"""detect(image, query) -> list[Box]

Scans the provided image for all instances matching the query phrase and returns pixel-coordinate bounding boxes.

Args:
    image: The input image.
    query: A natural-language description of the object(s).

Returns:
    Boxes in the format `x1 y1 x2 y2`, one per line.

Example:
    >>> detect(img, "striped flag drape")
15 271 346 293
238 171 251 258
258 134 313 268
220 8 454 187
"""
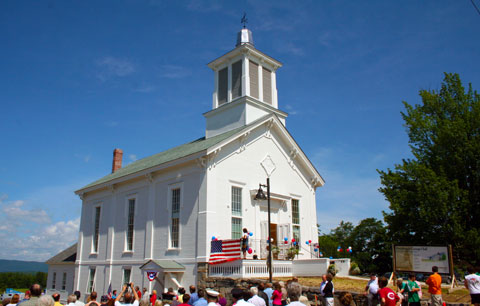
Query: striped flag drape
209 239 242 265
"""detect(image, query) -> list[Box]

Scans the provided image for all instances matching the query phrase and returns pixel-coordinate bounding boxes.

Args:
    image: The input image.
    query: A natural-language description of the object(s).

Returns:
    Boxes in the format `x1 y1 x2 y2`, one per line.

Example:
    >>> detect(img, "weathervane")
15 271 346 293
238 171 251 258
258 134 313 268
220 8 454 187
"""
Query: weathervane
241 12 248 28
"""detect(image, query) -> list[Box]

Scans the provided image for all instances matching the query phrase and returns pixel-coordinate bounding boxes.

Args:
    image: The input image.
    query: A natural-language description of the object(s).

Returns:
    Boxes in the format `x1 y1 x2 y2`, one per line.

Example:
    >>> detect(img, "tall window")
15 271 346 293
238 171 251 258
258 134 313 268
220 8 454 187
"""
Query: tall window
262 67 272 104
123 268 131 284
88 268 95 293
62 272 67 290
231 186 242 239
126 199 135 251
249 61 259 99
231 60 242 99
292 199 300 243
170 188 180 248
218 67 228 105
93 206 101 253
52 272 56 289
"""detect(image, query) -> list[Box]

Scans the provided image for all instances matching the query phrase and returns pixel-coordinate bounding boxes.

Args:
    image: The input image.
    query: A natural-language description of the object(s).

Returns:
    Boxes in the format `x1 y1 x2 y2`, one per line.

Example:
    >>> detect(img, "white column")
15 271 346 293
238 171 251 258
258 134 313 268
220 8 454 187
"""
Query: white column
144 178 155 260
242 56 250 97
258 64 263 102
227 63 232 102
213 70 218 109
272 71 278 108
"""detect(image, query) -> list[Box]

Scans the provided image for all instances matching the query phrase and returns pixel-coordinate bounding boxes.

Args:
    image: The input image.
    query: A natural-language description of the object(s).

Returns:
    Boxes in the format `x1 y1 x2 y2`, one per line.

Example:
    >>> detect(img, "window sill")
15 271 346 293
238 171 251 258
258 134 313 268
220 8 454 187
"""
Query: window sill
122 250 134 254
89 252 99 256
167 248 181 251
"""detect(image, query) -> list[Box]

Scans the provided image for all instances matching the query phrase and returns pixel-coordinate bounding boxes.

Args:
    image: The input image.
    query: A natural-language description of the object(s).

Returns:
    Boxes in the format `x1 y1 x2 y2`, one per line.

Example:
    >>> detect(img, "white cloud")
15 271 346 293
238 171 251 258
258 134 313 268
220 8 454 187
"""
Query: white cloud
129 154 137 162
74 153 92 163
96 57 135 81
2 199 51 224
159 65 191 79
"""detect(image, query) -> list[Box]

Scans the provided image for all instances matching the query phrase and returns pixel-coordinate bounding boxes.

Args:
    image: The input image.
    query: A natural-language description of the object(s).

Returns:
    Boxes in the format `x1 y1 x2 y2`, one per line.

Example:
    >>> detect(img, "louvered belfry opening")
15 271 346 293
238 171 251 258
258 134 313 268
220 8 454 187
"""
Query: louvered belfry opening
249 60 259 99
231 60 242 100
218 67 228 105
262 67 272 104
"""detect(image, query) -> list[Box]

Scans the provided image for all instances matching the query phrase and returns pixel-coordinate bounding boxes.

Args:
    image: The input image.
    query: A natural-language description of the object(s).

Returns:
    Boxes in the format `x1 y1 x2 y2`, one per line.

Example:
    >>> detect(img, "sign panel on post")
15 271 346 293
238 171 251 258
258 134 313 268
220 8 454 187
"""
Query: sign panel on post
394 245 450 274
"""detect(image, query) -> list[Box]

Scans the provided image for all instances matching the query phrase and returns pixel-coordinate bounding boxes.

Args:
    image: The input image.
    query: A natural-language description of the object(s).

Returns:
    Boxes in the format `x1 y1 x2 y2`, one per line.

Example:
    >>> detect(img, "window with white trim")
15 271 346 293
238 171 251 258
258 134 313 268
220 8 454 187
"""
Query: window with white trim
52 272 56 289
292 199 301 243
170 188 180 248
126 198 135 251
62 272 67 290
231 186 242 239
93 206 101 253
123 268 131 285
88 268 96 293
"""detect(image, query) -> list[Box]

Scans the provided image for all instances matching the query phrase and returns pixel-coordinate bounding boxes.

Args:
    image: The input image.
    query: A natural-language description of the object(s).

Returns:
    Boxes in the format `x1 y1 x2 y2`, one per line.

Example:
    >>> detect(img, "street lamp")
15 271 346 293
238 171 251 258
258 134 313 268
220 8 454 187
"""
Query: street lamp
254 178 272 283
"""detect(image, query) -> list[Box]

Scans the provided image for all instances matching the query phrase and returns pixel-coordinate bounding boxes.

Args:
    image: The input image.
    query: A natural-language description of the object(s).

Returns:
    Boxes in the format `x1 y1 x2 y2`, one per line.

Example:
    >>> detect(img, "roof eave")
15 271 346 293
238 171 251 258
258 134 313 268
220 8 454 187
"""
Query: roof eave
75 150 208 196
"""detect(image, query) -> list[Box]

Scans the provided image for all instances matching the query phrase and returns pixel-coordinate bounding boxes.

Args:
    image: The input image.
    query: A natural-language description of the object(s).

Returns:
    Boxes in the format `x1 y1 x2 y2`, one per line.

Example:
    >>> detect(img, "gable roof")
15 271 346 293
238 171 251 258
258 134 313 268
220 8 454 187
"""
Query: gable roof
76 114 324 195
76 123 254 194
45 243 77 265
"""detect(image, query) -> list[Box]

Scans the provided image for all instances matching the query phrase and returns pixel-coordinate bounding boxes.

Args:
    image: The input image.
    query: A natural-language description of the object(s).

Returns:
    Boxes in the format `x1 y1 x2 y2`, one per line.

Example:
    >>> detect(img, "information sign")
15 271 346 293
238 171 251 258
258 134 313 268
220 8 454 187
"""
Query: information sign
393 245 450 274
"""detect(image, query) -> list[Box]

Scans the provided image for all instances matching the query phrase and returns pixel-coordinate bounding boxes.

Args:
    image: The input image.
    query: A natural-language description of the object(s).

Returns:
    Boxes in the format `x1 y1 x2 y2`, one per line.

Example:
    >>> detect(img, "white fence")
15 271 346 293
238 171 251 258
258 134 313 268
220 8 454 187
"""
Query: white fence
209 258 350 278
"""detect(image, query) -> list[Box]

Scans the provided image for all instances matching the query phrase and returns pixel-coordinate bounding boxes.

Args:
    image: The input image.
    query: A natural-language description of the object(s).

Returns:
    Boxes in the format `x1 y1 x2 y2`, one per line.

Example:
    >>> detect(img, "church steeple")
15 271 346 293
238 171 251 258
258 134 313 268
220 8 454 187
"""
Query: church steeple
204 27 287 138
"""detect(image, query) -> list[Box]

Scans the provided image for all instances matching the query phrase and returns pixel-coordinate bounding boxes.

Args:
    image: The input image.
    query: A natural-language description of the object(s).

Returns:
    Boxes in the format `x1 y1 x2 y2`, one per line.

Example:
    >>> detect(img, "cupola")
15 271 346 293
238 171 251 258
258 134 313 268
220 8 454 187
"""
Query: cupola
204 28 287 138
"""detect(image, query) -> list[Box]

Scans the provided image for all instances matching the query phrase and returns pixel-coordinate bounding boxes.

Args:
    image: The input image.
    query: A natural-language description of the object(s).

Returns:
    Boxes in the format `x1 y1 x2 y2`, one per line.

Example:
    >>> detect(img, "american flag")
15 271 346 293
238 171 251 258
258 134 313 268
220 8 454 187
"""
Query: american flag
209 239 242 265
107 283 112 298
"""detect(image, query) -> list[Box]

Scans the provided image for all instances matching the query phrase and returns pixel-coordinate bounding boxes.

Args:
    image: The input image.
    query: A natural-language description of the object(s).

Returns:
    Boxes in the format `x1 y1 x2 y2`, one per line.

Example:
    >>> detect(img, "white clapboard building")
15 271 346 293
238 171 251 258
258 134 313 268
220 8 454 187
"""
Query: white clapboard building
46 28 325 298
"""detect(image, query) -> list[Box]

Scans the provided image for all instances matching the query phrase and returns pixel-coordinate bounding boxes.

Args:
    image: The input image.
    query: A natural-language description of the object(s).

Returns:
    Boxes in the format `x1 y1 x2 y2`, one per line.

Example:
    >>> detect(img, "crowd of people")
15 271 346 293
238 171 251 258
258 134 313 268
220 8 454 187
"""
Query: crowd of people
1 266 480 306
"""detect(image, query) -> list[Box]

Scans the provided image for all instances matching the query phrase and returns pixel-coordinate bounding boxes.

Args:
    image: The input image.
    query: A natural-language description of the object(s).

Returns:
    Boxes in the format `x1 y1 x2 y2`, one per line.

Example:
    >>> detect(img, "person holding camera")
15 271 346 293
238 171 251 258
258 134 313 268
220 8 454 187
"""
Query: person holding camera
115 283 139 306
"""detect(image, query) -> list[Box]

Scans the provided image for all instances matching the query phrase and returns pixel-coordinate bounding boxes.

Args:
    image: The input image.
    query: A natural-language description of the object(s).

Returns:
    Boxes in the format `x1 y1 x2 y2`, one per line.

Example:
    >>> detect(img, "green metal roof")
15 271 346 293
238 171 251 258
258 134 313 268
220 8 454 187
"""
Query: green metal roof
78 125 249 192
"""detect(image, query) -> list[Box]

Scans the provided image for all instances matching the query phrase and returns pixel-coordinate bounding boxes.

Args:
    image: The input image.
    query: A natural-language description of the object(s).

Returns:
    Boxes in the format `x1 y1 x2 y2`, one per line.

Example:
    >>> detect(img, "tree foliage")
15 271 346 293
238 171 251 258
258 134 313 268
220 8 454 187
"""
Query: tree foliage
378 73 480 265
318 218 391 273
0 272 47 293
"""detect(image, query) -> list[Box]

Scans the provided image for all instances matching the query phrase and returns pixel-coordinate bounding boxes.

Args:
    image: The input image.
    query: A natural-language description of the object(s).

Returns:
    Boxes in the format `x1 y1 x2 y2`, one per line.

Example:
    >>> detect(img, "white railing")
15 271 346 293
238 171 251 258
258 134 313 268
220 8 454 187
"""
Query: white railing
209 258 351 278
209 260 293 278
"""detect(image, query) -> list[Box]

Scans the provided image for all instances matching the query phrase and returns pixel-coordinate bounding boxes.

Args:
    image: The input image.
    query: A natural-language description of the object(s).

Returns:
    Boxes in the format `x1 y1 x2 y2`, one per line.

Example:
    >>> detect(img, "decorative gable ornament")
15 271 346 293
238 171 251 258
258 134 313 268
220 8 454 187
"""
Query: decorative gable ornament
261 155 276 177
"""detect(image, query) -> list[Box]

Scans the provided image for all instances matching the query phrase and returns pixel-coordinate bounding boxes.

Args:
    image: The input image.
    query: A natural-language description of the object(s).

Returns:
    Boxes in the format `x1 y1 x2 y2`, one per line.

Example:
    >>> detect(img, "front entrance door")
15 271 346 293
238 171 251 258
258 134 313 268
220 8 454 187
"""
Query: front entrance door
270 223 278 259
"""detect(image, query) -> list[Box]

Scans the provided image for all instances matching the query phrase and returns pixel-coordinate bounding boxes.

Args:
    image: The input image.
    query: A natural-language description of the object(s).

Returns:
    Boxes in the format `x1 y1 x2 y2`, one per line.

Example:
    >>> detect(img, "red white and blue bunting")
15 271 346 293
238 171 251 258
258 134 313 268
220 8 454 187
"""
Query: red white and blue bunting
146 271 157 281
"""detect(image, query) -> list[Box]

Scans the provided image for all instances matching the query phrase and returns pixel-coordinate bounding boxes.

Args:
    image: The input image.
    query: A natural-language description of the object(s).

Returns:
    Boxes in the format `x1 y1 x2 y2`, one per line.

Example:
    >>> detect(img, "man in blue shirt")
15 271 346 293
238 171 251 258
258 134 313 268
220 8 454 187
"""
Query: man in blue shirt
263 283 274 306
193 289 207 306
189 286 199 306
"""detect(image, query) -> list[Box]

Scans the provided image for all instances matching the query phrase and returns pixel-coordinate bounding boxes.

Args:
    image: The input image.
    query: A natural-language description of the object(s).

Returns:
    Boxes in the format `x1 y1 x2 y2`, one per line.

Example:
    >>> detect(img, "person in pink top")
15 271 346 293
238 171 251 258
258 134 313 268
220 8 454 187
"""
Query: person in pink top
271 283 282 306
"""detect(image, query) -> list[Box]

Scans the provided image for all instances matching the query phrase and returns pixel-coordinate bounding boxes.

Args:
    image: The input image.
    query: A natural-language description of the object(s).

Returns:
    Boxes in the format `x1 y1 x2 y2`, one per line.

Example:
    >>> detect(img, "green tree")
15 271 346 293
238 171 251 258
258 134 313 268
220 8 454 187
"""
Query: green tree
349 218 391 273
378 73 480 265
330 221 354 248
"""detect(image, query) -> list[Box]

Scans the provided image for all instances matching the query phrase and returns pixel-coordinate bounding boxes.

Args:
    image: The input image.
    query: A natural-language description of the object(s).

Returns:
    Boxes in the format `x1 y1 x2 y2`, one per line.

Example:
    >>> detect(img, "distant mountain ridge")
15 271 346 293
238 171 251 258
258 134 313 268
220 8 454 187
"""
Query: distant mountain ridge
0 259 48 272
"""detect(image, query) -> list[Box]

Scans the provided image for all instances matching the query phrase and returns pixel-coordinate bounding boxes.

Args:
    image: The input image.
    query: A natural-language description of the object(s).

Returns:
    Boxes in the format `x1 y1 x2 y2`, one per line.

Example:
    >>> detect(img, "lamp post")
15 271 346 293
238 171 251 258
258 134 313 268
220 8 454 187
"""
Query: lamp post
254 178 272 283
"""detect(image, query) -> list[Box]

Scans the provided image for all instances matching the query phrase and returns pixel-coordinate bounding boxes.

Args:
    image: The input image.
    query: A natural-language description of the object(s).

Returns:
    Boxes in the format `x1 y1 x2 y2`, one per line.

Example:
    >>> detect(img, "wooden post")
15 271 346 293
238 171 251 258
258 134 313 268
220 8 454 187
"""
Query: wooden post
390 244 396 285
448 245 456 289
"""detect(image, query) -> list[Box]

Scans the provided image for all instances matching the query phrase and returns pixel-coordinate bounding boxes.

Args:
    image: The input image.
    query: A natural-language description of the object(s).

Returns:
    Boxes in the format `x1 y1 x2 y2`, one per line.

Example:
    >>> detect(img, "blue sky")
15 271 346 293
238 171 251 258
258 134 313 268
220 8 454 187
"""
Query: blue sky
1 1 480 260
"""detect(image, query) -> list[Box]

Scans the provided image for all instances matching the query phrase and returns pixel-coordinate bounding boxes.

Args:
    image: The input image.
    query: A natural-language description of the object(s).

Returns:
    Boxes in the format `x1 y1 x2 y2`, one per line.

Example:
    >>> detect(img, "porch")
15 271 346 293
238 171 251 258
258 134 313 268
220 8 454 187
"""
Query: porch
208 258 350 278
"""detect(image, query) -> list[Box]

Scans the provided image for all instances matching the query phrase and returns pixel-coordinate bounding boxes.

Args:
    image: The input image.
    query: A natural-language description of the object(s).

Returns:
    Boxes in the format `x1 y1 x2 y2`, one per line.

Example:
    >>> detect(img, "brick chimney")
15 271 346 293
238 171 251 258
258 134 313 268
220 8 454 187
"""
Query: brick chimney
112 148 123 173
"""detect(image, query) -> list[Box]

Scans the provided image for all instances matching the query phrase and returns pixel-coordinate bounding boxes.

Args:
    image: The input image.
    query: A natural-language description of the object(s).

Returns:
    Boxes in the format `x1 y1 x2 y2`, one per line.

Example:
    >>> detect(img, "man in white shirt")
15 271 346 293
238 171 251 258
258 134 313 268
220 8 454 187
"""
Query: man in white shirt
115 283 139 306
365 274 379 306
205 290 219 306
74 291 85 306
248 287 266 306
464 267 480 306
66 295 78 306
231 288 255 306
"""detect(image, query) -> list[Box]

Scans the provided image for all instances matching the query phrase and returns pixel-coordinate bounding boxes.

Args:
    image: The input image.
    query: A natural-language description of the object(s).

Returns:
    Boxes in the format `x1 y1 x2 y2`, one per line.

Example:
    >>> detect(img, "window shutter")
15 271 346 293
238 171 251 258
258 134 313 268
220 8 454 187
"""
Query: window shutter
218 67 228 105
262 67 272 104
231 60 242 99
249 61 259 99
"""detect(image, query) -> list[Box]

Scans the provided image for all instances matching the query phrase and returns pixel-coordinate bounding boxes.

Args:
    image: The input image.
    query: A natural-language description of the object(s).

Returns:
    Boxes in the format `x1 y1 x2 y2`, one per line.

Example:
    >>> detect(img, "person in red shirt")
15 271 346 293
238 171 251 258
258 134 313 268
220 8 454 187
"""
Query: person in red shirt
378 276 400 306
135 287 142 300
150 290 157 305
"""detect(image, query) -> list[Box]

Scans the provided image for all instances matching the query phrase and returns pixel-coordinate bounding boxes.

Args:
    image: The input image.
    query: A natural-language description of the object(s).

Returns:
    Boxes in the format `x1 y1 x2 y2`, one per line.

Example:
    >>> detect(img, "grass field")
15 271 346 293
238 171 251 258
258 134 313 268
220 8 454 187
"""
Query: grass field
274 277 471 303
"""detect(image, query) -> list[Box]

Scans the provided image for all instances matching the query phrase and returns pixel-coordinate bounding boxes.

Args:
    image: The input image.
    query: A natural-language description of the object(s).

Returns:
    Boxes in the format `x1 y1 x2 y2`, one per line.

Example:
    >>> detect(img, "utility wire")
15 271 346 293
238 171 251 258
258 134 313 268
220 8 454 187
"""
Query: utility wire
471 0 480 16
